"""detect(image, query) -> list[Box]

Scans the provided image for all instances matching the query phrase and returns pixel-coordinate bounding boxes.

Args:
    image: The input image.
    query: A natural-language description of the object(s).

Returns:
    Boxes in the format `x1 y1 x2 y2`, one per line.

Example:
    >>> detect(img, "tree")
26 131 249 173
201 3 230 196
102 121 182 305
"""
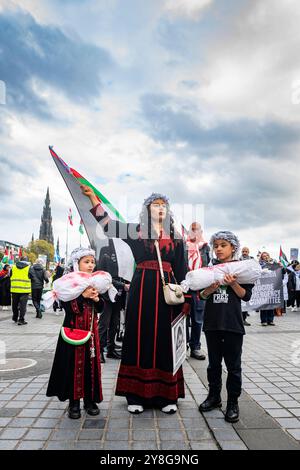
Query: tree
27 239 55 266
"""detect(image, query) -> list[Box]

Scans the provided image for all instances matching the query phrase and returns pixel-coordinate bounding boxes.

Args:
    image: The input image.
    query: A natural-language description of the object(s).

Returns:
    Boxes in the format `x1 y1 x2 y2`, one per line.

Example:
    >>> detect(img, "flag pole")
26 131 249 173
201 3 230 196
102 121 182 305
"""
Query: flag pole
66 214 69 262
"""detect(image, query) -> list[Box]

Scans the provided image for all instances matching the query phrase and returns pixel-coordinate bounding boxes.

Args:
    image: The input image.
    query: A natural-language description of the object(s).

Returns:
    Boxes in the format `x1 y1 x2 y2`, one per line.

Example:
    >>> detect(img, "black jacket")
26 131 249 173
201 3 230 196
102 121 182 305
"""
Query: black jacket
29 264 49 289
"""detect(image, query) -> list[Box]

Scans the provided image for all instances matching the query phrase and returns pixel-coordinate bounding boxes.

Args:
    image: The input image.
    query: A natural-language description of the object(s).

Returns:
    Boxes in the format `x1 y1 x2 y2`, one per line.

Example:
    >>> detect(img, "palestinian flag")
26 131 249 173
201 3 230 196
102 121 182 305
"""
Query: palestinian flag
279 246 289 268
49 146 135 281
79 219 84 235
2 247 9 264
68 208 73 226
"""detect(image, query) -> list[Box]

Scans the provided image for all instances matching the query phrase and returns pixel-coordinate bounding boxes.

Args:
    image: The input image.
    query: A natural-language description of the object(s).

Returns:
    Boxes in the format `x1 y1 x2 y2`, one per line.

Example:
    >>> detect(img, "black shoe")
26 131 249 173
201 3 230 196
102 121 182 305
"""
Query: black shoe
68 400 81 419
18 320 28 325
199 395 222 412
190 349 206 360
243 320 251 326
225 401 239 423
36 312 43 319
84 401 100 416
100 351 106 363
106 349 122 359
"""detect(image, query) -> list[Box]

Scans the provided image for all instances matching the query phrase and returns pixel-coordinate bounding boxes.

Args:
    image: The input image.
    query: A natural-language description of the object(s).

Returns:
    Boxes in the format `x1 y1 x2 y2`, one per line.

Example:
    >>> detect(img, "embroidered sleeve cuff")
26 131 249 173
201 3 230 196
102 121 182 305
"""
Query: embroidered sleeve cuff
90 203 105 218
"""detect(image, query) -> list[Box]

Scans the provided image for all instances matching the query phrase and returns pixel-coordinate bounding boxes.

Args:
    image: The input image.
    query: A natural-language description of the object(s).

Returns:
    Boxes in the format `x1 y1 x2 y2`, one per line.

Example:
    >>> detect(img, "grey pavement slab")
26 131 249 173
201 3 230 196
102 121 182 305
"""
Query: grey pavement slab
237 429 300 450
1 307 300 450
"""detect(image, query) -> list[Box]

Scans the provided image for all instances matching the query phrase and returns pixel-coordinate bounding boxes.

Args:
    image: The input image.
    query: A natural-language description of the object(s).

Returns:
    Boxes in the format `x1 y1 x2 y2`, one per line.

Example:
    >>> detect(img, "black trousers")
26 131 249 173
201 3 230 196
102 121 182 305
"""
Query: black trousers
99 299 122 352
289 291 300 308
31 288 43 314
260 309 274 323
12 293 29 322
205 331 243 401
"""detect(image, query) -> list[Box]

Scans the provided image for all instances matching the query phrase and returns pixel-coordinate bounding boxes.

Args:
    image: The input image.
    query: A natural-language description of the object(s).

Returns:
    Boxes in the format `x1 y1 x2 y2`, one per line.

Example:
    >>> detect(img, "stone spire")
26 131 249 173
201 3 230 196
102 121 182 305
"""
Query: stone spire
39 187 54 245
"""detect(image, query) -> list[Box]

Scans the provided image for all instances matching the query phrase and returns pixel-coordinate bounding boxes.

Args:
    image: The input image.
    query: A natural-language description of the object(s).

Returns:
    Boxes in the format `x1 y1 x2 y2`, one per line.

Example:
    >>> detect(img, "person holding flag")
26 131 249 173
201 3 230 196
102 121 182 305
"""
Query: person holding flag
81 184 190 415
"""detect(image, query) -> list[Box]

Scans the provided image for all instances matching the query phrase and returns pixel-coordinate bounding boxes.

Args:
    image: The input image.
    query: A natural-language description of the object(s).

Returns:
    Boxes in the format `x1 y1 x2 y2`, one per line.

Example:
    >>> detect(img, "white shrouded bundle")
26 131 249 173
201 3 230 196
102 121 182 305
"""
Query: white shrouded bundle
42 271 118 310
181 259 262 292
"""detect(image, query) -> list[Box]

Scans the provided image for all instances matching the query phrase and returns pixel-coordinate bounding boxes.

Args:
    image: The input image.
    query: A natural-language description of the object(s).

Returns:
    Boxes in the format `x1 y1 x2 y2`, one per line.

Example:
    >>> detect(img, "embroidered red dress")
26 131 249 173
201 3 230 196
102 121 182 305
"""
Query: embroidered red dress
46 296 103 403
91 204 190 407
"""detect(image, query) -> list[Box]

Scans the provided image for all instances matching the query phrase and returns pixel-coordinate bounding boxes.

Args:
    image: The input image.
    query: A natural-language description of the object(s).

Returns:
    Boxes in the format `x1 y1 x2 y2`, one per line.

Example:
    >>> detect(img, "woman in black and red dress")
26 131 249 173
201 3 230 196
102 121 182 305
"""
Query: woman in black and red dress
81 185 190 414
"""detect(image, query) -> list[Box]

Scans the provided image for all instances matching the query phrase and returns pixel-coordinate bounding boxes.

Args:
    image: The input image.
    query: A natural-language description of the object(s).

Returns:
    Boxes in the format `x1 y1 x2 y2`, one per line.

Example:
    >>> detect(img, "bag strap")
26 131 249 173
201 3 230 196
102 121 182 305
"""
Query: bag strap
154 240 166 287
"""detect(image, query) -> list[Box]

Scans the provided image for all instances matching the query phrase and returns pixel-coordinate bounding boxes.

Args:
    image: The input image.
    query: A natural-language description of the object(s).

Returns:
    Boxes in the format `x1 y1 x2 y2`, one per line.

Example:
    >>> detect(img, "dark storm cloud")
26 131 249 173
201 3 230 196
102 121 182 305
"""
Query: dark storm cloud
0 10 113 120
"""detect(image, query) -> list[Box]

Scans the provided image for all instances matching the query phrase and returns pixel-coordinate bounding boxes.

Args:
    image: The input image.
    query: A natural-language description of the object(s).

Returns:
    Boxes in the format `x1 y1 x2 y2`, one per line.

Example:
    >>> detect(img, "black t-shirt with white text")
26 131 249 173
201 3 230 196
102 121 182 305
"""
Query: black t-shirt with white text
203 283 254 335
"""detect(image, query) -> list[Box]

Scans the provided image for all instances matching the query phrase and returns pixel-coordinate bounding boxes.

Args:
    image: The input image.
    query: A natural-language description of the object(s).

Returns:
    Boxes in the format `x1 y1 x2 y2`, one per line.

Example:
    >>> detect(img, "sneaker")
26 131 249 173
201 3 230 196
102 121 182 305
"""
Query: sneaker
291 307 297 312
190 349 206 360
161 404 177 414
84 401 100 416
268 322 275 326
261 322 268 326
127 405 144 414
225 401 239 423
2 306 8 311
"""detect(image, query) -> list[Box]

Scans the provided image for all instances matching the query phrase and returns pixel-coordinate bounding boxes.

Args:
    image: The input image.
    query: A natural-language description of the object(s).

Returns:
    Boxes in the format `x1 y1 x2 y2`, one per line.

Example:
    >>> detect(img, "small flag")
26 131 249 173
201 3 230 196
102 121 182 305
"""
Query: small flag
279 246 288 268
2 247 9 264
79 219 84 235
54 249 61 263
18 247 22 258
9 249 14 265
68 208 73 226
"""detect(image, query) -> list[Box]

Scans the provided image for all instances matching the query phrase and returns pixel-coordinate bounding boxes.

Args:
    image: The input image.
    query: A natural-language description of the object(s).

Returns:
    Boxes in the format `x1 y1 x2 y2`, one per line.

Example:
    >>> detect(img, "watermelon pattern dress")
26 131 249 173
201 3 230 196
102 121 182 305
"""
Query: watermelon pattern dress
90 204 190 408
46 296 103 403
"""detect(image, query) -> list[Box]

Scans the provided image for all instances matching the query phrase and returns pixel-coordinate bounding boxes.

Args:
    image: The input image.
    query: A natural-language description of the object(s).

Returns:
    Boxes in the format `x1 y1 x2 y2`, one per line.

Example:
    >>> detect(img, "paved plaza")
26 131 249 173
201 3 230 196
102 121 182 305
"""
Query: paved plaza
0 306 300 450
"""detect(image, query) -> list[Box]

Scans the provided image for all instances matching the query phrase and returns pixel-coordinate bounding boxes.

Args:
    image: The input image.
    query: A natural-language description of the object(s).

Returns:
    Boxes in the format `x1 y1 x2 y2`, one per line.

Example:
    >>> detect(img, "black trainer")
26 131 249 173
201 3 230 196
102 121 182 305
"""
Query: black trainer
199 395 222 412
84 401 100 416
106 349 122 359
225 401 239 423
100 351 106 363
68 400 81 419
190 349 206 360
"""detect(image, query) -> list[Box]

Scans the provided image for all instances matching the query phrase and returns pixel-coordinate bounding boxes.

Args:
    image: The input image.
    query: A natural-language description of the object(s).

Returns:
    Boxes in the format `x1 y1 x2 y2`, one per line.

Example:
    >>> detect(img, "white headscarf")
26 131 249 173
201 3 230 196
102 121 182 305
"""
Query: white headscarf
65 247 96 273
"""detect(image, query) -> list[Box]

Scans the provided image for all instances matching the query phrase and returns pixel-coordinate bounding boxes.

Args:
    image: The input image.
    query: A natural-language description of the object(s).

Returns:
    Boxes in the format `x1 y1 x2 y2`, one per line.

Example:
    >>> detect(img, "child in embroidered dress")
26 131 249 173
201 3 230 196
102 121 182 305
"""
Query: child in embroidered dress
46 248 109 419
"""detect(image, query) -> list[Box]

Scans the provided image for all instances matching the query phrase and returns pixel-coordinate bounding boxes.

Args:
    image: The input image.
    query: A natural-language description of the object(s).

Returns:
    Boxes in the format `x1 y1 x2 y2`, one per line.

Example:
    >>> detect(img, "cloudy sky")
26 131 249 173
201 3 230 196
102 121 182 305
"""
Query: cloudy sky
0 0 300 260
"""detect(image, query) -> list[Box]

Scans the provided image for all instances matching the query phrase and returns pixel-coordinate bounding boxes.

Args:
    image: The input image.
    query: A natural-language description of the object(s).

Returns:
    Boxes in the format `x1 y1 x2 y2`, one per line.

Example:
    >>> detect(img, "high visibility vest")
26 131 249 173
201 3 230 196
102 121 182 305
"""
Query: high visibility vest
10 265 31 294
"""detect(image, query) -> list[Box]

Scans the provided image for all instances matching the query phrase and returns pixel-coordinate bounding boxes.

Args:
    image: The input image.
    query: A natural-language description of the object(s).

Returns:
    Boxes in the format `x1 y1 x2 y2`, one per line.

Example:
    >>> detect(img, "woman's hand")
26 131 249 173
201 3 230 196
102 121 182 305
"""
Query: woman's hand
223 274 237 286
80 185 99 207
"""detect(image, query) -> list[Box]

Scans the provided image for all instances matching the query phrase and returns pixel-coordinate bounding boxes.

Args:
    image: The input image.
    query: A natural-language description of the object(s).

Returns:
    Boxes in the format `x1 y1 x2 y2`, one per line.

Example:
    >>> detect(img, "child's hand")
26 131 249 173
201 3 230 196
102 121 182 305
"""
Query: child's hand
223 274 237 286
82 286 95 298
90 288 100 302
205 281 220 295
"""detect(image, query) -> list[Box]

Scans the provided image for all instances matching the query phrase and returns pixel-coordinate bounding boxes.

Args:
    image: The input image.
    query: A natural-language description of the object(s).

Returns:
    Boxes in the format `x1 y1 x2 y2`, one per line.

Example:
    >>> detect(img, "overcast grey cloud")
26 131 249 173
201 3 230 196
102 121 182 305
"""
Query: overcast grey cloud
140 93 300 157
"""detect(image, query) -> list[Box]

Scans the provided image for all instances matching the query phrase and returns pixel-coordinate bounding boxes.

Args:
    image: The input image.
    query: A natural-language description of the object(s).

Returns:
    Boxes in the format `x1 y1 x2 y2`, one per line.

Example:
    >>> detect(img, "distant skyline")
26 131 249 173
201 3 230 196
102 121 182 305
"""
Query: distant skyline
0 0 299 261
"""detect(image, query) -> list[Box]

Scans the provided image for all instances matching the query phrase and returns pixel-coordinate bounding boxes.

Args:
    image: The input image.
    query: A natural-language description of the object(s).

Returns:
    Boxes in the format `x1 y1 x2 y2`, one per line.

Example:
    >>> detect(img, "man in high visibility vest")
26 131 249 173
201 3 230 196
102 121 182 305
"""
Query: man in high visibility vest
10 256 31 325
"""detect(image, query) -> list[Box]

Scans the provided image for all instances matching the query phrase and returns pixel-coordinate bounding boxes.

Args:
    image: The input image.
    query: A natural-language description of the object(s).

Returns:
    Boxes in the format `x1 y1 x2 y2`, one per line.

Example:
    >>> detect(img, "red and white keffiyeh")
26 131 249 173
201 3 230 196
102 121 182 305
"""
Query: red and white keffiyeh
186 239 207 271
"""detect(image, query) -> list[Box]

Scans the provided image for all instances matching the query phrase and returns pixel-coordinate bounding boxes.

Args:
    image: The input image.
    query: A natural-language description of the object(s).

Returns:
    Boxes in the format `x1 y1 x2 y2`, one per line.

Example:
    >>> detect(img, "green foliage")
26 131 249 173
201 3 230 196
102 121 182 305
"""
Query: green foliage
27 239 55 264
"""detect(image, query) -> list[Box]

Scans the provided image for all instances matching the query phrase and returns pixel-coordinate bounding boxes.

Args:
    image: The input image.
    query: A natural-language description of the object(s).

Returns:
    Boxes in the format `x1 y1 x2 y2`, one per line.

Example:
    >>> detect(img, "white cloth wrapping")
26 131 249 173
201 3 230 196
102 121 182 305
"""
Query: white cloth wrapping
181 259 262 292
42 270 118 310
